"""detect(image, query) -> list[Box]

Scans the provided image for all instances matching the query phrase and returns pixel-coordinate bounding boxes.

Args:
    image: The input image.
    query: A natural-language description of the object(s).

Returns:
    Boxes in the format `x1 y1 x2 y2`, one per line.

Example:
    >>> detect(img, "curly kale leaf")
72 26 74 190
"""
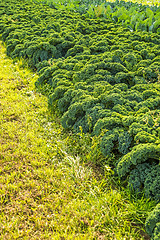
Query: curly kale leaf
145 204 160 239
134 131 157 144
61 96 99 129
117 144 160 177
153 222 160 240
128 163 160 201
118 131 132 154
100 128 132 157
122 53 138 71
128 163 152 193
93 116 122 136
144 165 160 202
129 122 152 136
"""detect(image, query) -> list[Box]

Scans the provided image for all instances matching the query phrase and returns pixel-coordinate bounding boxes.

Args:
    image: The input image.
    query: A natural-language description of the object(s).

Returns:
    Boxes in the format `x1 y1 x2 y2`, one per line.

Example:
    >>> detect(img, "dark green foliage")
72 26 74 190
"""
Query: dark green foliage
116 144 160 177
145 166 160 202
100 128 132 157
118 131 132 154
128 163 151 192
94 117 122 136
61 95 99 130
145 204 160 240
128 163 160 202
153 223 160 240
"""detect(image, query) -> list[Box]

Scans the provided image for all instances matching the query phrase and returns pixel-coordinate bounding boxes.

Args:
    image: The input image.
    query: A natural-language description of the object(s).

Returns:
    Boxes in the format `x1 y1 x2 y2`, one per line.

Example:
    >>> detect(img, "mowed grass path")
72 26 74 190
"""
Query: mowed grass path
0 41 153 239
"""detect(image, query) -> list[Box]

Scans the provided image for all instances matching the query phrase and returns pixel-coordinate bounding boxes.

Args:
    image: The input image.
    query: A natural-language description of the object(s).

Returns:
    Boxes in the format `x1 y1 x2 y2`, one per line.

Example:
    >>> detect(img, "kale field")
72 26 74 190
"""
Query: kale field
0 0 160 239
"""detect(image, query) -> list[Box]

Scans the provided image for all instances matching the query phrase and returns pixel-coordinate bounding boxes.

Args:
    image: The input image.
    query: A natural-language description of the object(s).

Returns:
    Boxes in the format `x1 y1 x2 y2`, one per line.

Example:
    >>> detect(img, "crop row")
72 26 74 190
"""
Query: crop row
33 0 160 33
0 0 159 238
